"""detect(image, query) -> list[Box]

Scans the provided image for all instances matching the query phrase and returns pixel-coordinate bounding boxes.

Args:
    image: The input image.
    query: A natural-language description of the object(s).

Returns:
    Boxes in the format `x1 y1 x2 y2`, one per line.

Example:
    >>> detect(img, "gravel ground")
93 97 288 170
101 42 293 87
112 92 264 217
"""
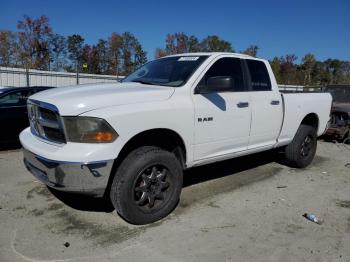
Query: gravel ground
0 141 349 262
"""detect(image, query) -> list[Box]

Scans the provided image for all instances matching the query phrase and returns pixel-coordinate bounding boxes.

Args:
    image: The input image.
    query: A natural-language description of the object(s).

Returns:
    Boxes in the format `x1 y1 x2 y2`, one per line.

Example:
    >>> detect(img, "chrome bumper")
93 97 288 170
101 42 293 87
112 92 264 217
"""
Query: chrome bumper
23 148 114 197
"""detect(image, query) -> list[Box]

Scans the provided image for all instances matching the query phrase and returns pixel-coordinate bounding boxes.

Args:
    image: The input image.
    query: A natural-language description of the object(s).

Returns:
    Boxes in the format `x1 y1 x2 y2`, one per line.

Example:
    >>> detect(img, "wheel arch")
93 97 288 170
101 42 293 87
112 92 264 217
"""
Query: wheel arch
104 128 187 198
118 128 187 166
300 113 319 133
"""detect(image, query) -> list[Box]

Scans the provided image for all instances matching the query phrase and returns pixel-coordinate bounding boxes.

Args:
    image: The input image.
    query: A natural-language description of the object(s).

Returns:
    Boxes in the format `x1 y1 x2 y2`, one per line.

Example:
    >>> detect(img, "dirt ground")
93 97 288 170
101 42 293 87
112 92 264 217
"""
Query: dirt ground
0 141 349 262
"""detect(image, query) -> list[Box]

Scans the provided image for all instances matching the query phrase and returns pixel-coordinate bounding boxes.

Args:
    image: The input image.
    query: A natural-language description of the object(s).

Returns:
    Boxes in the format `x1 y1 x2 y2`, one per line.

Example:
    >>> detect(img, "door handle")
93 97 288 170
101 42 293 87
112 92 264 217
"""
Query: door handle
271 100 280 105
237 102 249 108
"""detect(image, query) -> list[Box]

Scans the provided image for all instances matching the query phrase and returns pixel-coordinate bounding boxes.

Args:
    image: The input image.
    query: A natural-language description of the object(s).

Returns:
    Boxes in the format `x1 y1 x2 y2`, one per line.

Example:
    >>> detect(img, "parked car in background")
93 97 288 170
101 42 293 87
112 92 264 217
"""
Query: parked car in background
323 85 350 143
0 86 54 145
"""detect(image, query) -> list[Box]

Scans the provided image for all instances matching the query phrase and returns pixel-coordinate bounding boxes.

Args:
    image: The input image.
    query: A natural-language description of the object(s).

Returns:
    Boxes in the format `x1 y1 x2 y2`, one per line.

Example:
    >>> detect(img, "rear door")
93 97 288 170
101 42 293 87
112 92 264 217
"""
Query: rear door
244 59 283 149
193 57 251 160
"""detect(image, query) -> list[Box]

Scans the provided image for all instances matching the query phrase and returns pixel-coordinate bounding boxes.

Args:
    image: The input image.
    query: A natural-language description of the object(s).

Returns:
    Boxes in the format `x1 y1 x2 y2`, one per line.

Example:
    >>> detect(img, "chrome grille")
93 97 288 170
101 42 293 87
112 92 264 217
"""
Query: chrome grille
27 100 66 144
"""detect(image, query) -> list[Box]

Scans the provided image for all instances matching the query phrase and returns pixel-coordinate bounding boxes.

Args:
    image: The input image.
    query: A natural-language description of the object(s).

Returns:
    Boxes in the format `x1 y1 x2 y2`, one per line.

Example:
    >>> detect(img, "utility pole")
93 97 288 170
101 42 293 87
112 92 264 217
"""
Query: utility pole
115 54 119 81
76 61 79 85
26 67 30 87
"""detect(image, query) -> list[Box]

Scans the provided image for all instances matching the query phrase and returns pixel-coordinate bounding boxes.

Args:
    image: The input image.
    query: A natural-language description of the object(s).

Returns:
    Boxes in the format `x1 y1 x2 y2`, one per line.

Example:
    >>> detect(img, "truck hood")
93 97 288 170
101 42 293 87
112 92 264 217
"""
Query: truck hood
30 82 175 115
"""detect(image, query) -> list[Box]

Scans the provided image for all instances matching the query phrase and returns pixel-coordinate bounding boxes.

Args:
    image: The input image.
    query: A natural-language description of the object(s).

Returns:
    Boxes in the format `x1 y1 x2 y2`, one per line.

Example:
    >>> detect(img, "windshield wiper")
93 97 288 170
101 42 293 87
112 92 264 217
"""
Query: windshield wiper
131 80 157 85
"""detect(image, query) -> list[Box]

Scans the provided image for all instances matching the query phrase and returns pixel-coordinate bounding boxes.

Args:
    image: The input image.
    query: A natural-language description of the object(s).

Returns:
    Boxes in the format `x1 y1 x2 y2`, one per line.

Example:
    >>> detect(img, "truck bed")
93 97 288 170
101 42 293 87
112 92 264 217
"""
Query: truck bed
277 92 332 146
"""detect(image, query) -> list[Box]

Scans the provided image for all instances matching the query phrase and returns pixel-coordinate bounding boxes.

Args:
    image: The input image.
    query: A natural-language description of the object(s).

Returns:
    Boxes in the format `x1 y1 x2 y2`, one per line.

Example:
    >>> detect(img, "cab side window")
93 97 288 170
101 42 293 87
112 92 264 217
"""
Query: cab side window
197 58 245 92
246 60 271 91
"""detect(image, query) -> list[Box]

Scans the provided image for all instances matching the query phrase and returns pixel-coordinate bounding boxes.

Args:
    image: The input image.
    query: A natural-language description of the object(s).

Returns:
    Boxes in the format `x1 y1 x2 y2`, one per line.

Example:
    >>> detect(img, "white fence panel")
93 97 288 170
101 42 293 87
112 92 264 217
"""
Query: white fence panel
278 85 305 92
0 67 122 87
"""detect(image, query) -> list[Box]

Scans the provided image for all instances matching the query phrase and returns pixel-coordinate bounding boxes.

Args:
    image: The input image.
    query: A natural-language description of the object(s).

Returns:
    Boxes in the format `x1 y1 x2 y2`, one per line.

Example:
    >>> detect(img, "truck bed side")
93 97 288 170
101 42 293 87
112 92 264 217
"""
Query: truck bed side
277 92 332 147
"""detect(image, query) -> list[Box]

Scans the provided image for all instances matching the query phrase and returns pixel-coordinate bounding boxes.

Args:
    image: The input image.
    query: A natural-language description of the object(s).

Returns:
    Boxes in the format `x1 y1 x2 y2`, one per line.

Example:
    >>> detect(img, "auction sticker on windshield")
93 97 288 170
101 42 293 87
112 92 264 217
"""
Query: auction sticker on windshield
178 57 200 61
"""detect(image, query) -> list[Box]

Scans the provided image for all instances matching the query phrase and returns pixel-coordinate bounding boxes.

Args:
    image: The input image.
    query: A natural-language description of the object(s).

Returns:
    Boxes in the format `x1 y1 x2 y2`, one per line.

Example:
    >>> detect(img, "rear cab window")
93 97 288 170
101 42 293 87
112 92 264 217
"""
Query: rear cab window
246 60 271 91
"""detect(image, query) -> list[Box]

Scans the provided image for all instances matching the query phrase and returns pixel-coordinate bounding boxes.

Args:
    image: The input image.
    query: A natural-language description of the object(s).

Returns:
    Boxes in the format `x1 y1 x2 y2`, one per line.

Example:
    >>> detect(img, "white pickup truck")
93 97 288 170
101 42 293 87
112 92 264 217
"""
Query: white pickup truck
20 52 332 224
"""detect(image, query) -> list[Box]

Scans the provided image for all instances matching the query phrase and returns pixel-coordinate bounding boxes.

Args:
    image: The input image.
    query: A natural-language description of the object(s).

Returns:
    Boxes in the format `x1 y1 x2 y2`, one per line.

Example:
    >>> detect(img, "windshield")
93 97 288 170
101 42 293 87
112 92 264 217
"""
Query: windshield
324 87 350 103
123 56 208 87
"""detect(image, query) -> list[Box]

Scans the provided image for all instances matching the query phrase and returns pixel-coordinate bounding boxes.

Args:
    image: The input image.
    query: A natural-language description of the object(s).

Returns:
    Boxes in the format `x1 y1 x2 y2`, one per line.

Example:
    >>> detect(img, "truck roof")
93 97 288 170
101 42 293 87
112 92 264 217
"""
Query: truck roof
165 52 254 59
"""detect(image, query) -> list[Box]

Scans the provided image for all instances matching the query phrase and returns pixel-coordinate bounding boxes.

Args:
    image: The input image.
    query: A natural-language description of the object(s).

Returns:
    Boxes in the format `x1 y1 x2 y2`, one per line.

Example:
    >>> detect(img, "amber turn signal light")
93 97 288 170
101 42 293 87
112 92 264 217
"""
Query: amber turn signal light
84 132 116 142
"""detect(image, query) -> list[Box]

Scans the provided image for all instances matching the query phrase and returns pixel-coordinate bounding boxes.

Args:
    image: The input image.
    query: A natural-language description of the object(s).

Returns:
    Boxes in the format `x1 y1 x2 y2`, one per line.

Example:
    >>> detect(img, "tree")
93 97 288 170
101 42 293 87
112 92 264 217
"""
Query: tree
155 48 167 59
108 32 123 75
96 39 110 73
67 34 84 72
165 32 193 54
120 32 147 74
187 35 200 52
301 53 316 85
155 33 230 57
48 33 67 71
134 41 147 68
156 32 191 57
17 15 52 70
340 61 350 84
327 59 343 84
3 15 350 83
164 33 177 55
242 45 259 57
270 57 282 84
121 32 134 74
80 44 100 74
199 35 233 52
280 54 298 84
0 31 18 66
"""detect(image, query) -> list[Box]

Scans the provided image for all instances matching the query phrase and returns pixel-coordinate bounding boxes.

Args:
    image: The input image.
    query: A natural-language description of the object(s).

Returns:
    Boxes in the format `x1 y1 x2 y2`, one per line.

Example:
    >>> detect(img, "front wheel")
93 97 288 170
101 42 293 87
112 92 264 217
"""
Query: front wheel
284 124 317 168
110 146 183 225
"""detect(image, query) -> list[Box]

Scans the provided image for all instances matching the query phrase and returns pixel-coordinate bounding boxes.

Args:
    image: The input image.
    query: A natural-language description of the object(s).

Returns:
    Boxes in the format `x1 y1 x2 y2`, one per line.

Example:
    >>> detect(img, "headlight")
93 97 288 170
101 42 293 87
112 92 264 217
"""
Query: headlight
63 117 118 143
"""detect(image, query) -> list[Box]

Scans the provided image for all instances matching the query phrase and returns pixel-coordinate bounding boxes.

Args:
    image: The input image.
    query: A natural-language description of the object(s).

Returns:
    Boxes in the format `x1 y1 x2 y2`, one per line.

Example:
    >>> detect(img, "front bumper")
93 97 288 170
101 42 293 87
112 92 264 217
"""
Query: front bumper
23 148 114 197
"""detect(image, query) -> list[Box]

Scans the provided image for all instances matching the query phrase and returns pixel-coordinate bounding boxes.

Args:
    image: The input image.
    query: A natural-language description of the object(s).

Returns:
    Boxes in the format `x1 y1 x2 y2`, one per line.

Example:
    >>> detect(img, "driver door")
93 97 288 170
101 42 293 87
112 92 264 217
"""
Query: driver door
192 57 251 161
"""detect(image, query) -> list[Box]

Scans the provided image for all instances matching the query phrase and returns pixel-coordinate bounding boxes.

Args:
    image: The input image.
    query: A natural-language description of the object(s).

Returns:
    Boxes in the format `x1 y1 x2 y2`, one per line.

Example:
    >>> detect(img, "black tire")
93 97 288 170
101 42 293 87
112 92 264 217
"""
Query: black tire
284 124 317 168
110 146 183 225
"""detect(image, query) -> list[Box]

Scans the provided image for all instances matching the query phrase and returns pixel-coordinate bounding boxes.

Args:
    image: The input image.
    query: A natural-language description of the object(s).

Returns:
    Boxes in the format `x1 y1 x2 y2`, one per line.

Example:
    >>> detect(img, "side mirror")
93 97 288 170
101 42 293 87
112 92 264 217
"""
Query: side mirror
198 76 233 94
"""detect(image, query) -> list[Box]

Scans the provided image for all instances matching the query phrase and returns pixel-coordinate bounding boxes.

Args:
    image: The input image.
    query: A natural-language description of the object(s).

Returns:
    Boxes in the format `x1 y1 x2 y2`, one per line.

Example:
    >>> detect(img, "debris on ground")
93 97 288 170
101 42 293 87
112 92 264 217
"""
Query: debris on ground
276 185 287 189
63 242 70 248
345 163 350 168
322 171 327 174
303 213 323 225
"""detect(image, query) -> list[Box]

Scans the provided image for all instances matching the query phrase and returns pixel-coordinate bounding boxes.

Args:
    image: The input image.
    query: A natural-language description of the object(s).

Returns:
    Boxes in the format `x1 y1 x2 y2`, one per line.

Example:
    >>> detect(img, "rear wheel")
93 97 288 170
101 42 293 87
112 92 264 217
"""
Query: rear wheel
284 124 317 168
110 146 183 225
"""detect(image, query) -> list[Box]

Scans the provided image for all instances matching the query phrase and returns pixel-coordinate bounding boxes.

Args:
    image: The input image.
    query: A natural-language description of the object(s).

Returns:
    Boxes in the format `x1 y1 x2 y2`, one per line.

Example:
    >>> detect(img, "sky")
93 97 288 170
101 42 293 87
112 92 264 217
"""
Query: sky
1 0 349 62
